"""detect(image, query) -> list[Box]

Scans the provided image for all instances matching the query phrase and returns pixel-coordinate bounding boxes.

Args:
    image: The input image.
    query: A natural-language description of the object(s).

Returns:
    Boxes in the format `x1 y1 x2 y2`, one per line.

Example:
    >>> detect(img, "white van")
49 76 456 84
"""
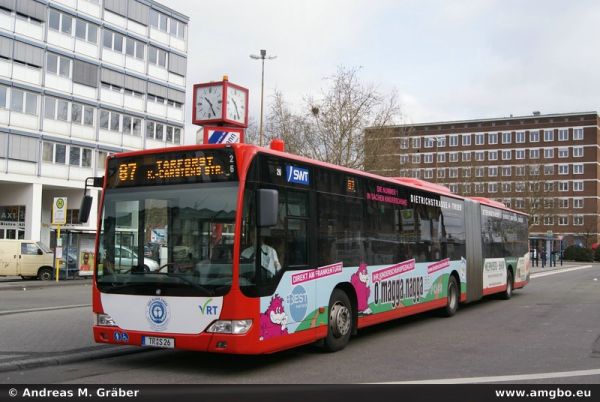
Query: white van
0 240 55 280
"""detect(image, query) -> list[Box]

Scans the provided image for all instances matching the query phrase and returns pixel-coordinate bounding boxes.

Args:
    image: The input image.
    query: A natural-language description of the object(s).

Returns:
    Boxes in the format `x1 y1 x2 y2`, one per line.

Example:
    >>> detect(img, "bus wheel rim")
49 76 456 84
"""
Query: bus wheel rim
330 302 350 338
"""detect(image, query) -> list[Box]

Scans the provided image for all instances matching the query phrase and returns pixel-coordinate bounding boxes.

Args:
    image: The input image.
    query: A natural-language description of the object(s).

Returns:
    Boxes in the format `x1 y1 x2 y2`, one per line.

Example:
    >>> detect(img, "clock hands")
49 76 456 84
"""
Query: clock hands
204 97 216 116
231 98 240 120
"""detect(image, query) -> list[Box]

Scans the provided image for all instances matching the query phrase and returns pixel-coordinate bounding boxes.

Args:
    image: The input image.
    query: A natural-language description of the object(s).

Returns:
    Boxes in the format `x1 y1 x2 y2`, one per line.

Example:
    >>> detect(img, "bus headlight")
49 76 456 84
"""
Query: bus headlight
95 313 117 326
207 320 252 334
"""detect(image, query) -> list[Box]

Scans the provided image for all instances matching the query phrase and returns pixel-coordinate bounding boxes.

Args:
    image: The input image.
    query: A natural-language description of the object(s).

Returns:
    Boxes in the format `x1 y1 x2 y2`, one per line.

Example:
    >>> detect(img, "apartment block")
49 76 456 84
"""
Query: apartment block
365 112 600 250
0 0 188 272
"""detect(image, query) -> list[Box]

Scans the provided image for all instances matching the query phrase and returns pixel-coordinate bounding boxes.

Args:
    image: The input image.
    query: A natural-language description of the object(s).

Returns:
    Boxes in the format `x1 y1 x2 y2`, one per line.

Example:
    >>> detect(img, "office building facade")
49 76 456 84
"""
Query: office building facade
0 0 188 270
365 112 600 250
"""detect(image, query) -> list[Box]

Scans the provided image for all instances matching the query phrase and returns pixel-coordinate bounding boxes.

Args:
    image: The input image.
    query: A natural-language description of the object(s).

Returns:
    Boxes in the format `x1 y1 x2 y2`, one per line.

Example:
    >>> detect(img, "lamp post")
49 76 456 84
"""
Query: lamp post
250 49 276 146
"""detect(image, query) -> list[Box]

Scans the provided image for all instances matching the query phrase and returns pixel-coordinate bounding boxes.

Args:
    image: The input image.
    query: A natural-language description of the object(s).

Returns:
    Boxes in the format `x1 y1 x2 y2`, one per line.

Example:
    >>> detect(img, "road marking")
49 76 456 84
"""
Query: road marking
373 367 600 384
531 265 594 279
0 304 91 316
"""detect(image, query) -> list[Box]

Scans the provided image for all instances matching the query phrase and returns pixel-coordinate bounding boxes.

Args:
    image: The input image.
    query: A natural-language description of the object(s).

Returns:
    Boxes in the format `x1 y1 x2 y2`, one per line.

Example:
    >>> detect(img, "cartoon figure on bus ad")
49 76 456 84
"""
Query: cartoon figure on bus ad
260 294 289 340
351 263 372 314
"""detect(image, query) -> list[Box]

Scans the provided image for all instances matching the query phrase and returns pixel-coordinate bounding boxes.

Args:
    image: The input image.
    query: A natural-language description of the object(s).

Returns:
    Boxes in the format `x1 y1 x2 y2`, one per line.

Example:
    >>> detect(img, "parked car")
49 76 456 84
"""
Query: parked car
114 245 159 272
0 240 54 280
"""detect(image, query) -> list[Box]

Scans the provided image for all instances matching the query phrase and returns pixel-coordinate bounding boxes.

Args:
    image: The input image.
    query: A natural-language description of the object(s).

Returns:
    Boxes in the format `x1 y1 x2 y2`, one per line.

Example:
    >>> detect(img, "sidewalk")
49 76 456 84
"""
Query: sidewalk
0 276 91 291
529 260 594 275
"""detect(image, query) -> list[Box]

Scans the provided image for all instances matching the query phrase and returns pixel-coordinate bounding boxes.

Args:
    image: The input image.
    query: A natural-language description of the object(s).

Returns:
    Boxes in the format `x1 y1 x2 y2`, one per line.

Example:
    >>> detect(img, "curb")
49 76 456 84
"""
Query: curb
0 280 92 291
0 345 152 373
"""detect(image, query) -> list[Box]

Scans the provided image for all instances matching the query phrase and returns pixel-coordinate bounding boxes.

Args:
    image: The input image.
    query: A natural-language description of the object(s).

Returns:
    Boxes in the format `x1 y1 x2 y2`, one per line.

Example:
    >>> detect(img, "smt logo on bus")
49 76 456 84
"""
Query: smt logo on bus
286 165 309 185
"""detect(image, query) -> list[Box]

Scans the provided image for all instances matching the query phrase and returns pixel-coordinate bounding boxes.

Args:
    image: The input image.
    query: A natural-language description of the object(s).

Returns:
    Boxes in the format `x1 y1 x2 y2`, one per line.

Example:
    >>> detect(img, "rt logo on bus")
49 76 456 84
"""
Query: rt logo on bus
146 297 170 331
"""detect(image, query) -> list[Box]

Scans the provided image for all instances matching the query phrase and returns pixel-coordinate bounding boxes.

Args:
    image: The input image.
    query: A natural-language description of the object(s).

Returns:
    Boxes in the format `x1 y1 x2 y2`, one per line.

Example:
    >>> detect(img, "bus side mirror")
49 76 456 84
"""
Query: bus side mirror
79 176 103 223
79 195 93 223
257 189 278 227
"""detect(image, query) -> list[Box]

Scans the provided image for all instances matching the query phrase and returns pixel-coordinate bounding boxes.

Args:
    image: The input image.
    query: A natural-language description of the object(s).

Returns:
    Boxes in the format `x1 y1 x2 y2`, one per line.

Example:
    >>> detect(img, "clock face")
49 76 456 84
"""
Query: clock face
195 85 223 121
226 87 247 124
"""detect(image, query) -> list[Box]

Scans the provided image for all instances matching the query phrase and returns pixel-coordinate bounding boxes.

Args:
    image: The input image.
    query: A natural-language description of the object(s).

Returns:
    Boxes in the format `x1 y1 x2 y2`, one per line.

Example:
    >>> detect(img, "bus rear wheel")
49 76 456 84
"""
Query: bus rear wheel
323 289 353 352
501 270 514 300
442 276 459 317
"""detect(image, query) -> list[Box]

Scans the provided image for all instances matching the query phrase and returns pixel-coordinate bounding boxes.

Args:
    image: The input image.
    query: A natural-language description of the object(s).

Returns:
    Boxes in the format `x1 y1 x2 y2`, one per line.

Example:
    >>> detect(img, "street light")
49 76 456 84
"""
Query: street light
250 49 276 147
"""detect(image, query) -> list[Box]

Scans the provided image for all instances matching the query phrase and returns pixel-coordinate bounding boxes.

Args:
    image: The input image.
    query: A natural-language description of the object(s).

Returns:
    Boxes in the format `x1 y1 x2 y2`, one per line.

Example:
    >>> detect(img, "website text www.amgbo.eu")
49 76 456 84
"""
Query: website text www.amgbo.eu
496 387 592 400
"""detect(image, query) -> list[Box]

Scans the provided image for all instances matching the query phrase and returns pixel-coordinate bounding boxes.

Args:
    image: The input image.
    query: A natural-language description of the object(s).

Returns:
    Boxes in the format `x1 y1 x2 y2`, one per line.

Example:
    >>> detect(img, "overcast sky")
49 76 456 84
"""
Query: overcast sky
163 0 600 144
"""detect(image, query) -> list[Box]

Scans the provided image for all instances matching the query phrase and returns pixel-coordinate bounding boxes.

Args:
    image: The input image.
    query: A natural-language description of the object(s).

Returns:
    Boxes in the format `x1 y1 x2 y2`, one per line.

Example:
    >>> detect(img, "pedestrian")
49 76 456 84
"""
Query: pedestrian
533 248 538 267
540 249 546 268
550 250 556 267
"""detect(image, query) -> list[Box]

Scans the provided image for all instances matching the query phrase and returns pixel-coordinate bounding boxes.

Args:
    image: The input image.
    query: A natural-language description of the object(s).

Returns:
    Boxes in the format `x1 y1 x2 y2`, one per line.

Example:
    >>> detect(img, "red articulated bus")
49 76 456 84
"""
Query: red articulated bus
92 141 530 353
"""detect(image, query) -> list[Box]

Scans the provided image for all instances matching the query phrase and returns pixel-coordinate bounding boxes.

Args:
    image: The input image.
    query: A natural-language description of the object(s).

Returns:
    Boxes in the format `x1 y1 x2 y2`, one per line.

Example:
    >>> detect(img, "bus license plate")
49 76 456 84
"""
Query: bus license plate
142 336 174 349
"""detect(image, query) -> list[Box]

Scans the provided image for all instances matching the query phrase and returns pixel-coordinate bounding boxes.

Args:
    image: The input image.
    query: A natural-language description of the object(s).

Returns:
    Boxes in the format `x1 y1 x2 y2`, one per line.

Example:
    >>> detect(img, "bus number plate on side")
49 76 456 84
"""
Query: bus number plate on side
141 336 175 349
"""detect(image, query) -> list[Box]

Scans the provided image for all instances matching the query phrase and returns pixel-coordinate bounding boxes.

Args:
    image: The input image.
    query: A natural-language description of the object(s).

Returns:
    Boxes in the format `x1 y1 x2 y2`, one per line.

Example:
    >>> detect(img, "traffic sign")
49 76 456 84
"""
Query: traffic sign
52 197 67 225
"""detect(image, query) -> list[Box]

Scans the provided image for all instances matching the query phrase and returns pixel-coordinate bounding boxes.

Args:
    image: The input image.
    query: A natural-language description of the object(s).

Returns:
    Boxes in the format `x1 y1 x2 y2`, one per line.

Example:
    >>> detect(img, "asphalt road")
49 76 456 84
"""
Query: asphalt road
1 265 599 384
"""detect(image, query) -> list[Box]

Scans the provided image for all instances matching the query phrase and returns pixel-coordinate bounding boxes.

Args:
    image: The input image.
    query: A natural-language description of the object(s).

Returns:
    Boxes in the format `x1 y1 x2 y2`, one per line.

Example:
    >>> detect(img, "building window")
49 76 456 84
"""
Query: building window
475 167 484 177
529 148 539 159
502 182 511 192
529 165 540 176
44 97 69 121
475 133 484 145
475 183 484 193
558 199 569 209
99 109 121 132
46 53 72 79
573 164 583 174
558 216 568 226
125 37 145 60
488 132 498 145
462 184 471 194
424 169 433 179
543 216 553 225
558 182 568 192
558 148 568 158
488 183 497 193
573 215 584 226
400 139 408 149
488 150 498 161
558 129 568 141
544 130 554 142
462 151 471 162
558 164 568 175
437 136 446 147
516 131 525 143
449 152 458 162
437 168 445 178
48 9 72 35
449 168 458 178
146 121 164 141
502 150 511 160
462 134 471 146
449 184 458 193
544 148 554 159
573 198 583 208
412 137 420 149
42 142 66 164
573 147 583 157
516 166 525 176
71 103 94 126
448 135 458 147
475 151 484 161
544 165 554 175
149 46 168 68
437 153 445 163
122 115 142 136
413 154 421 164
573 181 583 192
103 30 125 53
573 128 584 140
424 137 433 148
502 132 511 144
399 155 408 164
515 149 525 159
529 130 540 142
9 89 37 115
150 10 186 39
544 182 554 192
75 19 98 44
501 166 511 177
488 167 497 177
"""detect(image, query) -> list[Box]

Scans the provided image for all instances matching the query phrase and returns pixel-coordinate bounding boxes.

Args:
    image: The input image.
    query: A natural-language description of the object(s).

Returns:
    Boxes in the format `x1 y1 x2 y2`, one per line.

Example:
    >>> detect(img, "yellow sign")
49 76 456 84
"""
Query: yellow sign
52 197 67 225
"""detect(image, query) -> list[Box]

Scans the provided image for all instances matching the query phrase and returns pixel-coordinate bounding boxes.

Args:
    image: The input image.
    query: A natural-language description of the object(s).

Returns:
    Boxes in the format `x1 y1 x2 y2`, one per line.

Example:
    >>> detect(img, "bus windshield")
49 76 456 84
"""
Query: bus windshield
96 182 238 296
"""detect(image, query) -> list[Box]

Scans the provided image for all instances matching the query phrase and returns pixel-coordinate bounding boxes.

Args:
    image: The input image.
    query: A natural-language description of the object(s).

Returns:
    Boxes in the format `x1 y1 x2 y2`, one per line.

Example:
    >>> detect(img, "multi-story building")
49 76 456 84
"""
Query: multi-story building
365 112 600 251
0 0 188 269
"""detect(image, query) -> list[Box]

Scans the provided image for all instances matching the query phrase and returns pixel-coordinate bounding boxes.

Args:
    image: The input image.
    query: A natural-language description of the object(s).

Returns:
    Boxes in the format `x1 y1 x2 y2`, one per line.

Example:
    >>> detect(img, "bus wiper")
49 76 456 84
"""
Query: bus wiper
147 272 215 296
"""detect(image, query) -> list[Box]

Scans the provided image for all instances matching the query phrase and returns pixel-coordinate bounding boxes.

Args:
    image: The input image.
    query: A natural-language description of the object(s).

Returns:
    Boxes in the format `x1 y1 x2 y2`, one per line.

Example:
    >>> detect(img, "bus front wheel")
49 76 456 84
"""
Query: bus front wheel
501 270 514 300
442 276 459 317
323 289 353 352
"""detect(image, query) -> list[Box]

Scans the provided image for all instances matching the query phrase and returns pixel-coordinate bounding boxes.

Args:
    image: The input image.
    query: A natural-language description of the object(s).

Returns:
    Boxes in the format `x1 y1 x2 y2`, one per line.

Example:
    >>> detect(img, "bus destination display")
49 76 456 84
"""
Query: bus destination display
107 149 237 188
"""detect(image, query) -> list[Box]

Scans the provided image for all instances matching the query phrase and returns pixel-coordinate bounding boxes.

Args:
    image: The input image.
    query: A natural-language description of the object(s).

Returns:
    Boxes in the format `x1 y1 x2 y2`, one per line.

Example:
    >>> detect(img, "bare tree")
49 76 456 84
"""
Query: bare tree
306 66 401 169
263 90 312 155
